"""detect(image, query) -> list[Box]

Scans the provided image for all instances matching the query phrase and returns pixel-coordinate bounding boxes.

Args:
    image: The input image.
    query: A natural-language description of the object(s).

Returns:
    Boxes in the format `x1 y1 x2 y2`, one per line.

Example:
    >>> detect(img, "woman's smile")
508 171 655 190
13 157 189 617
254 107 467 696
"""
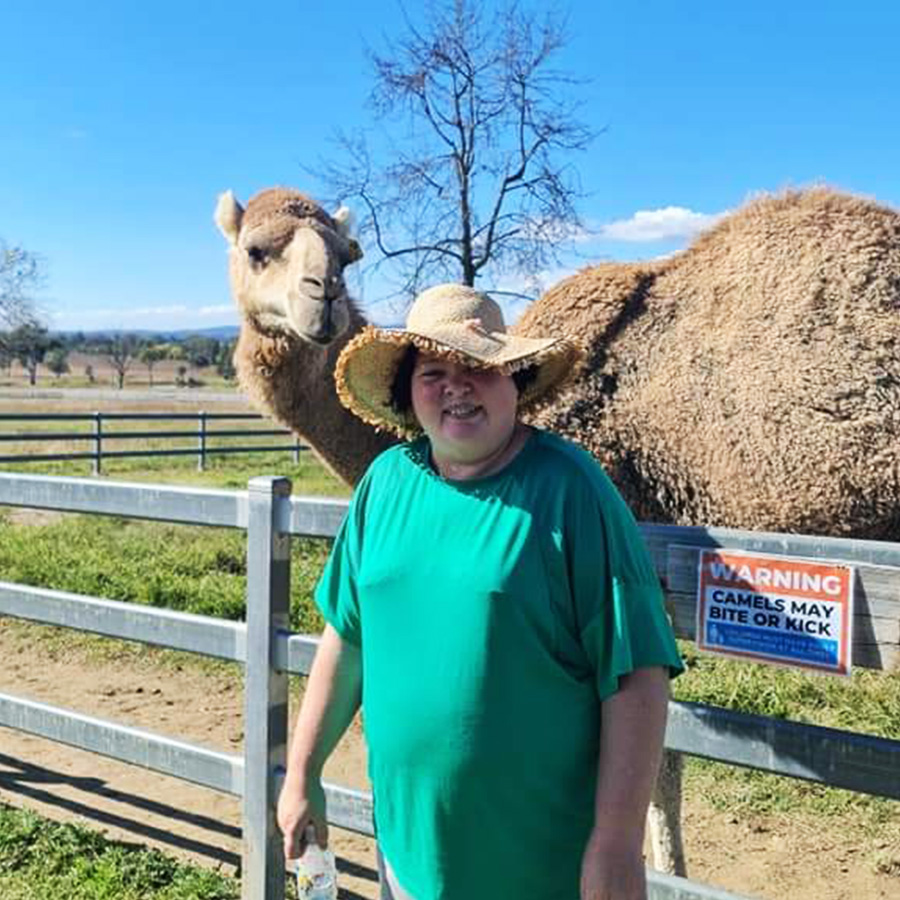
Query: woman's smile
443 402 482 420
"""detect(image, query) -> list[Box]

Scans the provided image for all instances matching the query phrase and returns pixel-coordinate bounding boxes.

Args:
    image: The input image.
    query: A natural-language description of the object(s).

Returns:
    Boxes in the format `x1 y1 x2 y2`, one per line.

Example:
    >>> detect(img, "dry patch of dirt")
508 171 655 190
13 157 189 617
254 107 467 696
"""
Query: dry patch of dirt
0 623 897 900
3 508 67 527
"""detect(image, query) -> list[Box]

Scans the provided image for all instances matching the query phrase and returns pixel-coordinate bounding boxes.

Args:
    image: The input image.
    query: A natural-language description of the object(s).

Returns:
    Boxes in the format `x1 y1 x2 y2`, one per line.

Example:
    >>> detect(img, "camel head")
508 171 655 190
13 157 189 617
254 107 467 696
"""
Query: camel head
215 187 363 345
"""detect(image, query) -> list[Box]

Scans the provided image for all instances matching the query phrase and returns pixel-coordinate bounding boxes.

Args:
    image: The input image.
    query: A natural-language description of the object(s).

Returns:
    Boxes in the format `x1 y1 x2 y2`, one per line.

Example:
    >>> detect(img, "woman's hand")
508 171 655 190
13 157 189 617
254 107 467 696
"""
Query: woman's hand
579 828 646 900
276 774 329 862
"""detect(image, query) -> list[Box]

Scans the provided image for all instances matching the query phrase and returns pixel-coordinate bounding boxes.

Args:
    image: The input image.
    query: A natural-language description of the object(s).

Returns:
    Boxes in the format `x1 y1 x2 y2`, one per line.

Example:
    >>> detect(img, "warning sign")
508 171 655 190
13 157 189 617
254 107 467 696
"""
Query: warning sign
696 549 854 675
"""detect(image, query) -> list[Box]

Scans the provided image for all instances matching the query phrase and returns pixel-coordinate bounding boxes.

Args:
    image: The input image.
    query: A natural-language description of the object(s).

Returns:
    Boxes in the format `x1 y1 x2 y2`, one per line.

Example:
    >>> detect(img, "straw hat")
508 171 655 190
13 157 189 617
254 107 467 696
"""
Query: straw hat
335 283 582 437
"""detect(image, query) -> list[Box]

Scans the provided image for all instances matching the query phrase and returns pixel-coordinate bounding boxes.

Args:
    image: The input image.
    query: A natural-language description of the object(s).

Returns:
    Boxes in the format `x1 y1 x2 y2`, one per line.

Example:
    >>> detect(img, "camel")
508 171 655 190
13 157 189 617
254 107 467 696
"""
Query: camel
217 185 900 540
215 184 900 878
214 188 395 484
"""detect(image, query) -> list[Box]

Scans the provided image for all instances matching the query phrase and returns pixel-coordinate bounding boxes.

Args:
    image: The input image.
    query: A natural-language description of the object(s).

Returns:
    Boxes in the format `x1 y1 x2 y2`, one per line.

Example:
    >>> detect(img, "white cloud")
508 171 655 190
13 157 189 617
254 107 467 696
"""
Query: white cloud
130 305 190 317
198 304 237 317
599 207 725 242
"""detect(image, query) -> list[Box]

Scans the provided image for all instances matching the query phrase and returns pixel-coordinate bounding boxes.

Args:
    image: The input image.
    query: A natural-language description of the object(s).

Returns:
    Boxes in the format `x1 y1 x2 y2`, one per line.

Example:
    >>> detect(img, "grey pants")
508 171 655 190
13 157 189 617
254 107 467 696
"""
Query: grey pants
376 848 416 900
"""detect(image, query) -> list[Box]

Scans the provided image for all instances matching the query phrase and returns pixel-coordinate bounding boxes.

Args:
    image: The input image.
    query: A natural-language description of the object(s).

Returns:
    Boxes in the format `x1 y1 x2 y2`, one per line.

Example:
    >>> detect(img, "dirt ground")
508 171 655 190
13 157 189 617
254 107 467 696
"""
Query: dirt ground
0 622 897 900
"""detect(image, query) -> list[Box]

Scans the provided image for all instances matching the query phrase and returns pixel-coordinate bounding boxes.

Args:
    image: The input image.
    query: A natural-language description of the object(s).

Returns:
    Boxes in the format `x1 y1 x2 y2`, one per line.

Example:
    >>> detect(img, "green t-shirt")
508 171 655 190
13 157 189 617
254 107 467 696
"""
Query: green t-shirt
315 429 683 900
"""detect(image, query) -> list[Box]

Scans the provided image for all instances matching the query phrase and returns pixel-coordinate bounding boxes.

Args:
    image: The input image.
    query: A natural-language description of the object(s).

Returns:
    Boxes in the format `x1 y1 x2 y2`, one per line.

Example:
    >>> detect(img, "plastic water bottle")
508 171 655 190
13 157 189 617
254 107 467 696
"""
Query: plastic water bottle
295 824 337 900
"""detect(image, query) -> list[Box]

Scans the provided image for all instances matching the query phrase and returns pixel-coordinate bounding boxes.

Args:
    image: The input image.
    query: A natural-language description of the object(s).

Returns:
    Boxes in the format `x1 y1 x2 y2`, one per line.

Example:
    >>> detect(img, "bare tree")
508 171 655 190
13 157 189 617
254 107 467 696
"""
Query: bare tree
0 240 42 327
317 0 593 299
106 335 138 389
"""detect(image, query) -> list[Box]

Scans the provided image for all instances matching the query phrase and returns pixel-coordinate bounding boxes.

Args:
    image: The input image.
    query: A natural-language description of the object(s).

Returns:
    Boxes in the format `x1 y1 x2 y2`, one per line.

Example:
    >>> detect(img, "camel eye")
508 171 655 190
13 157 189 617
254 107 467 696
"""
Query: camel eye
247 245 269 266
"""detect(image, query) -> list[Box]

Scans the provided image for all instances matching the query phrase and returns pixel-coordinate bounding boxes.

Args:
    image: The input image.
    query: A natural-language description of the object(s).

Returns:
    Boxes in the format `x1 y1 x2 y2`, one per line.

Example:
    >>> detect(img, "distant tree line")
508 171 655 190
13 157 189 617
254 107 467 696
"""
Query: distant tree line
0 326 237 388
1 236 237 389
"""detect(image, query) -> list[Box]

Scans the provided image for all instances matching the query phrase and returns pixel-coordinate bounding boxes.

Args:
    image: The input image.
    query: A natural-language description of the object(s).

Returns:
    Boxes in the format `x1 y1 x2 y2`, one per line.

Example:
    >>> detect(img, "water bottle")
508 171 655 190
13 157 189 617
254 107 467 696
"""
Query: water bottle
295 824 338 900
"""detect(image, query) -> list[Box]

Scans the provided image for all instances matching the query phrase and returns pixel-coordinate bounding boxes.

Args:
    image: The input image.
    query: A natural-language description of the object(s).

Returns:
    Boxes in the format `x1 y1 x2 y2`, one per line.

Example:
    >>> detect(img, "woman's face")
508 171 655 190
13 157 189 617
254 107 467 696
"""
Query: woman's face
410 352 519 467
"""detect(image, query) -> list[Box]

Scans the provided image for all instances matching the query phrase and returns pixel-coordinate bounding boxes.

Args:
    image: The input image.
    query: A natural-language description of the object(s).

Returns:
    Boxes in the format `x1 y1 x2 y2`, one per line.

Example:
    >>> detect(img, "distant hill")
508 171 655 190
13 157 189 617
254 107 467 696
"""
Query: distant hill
58 326 241 341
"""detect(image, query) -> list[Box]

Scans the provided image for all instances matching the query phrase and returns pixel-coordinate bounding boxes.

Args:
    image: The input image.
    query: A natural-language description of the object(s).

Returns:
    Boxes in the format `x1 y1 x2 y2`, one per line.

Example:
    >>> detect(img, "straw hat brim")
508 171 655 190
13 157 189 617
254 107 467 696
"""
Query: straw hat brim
335 324 583 438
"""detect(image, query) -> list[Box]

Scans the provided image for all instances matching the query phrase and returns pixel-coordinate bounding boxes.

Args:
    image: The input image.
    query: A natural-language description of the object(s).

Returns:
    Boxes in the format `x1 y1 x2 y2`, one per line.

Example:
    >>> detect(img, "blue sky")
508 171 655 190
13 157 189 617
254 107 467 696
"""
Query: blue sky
2 0 899 333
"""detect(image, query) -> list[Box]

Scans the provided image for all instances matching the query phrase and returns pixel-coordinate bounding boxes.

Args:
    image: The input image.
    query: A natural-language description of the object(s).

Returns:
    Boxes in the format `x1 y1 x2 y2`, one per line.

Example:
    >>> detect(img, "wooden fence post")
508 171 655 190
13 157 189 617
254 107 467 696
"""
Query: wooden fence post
197 411 207 472
92 411 103 476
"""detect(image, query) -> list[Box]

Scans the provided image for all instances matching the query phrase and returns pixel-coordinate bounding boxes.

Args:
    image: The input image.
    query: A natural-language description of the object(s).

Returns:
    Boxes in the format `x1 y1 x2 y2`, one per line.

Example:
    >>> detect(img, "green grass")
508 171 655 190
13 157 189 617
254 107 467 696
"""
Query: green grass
0 513 330 635
0 439 350 634
673 642 900 738
672 641 900 822
2 448 350 496
0 804 239 900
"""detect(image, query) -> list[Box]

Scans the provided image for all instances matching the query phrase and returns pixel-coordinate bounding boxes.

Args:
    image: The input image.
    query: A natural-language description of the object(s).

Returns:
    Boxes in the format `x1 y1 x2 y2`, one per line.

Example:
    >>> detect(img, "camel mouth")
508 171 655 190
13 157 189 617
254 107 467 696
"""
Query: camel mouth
306 329 335 346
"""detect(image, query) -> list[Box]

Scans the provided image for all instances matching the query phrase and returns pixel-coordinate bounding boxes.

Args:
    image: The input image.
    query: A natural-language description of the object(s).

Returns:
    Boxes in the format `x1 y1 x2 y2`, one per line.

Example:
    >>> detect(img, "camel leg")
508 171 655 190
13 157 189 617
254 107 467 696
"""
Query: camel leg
647 749 686 876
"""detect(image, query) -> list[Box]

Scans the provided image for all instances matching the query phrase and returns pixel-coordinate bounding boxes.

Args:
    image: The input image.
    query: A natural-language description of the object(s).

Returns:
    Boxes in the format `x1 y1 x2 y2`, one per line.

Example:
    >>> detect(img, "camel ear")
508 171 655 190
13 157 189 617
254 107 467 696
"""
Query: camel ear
332 205 355 239
333 206 363 262
346 238 364 263
214 190 244 245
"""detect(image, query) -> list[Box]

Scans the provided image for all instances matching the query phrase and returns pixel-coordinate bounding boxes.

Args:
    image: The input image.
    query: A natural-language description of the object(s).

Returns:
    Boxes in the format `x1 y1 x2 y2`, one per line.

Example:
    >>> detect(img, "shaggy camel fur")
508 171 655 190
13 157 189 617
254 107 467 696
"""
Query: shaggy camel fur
519 187 900 539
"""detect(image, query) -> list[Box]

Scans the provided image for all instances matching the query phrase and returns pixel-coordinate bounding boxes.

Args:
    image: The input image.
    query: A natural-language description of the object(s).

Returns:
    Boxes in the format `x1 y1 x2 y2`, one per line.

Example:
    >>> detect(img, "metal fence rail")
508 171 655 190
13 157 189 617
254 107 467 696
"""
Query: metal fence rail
0 411 304 472
0 692 244 795
0 471 898 900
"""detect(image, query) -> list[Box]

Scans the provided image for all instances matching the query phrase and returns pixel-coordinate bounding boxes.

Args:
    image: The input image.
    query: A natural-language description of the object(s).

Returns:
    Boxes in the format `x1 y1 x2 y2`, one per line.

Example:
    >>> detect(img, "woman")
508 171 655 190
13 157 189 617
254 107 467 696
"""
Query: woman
277 284 683 900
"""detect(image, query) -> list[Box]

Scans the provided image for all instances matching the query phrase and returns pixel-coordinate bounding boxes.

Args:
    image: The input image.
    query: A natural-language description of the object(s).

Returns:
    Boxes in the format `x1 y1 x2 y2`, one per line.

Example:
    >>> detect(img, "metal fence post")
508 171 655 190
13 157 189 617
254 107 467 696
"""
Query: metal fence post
198 410 207 471
92 411 103 476
243 476 292 900
292 438 300 466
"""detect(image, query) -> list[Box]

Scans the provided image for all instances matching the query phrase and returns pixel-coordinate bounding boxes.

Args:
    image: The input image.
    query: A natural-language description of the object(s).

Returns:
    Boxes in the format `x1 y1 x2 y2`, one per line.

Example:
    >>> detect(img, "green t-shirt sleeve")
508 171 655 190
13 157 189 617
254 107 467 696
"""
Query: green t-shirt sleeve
565 465 684 700
313 472 372 647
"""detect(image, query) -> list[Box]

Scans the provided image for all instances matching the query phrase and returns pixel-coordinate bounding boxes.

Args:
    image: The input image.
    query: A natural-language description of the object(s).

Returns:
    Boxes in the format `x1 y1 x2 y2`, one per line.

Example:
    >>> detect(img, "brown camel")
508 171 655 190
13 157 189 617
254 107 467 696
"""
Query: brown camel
519 188 900 540
217 185 900 540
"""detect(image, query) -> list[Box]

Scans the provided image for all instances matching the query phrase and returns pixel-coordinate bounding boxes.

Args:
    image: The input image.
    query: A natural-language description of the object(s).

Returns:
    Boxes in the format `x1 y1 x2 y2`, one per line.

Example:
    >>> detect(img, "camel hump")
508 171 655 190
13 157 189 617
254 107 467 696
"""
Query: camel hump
675 187 900 318
515 261 665 343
